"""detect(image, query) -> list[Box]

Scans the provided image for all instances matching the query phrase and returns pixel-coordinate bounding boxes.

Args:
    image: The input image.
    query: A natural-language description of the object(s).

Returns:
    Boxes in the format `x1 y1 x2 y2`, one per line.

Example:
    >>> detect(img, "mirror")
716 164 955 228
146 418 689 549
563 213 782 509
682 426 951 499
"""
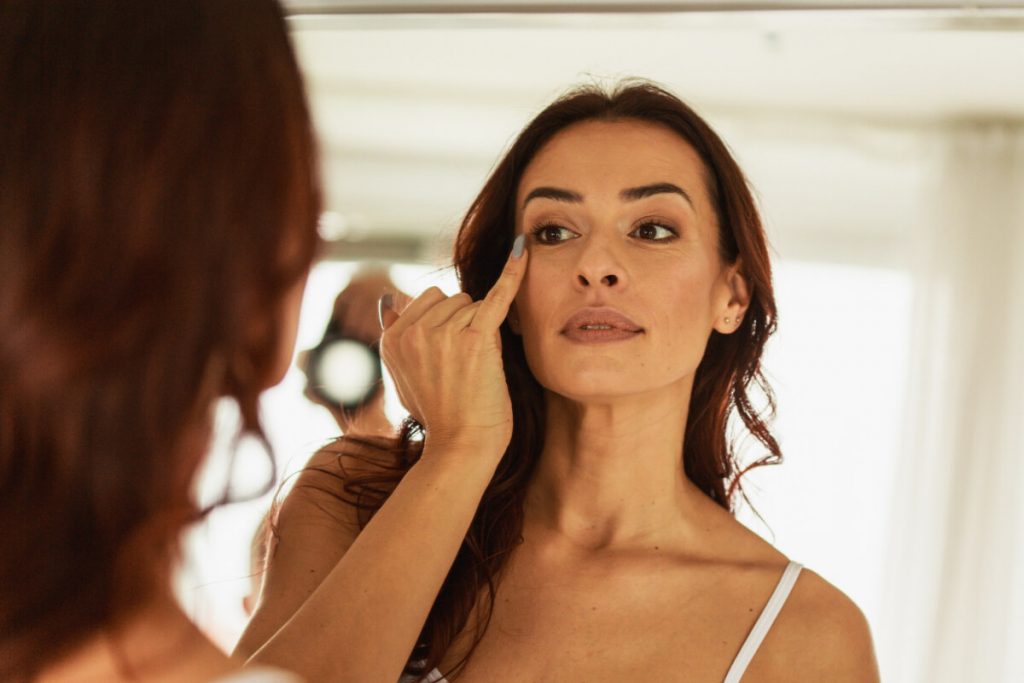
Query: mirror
182 5 1024 682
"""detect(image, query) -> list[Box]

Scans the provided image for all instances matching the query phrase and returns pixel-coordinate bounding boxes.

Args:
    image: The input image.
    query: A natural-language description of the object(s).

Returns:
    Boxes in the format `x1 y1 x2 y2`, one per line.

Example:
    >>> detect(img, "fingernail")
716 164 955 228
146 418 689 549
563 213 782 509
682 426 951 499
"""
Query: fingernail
377 293 393 328
511 234 526 259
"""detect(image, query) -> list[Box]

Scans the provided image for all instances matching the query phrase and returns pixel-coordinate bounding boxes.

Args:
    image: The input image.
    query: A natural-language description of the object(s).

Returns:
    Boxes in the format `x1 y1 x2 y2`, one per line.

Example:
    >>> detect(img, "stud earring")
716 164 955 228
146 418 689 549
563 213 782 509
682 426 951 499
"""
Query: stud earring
724 317 732 324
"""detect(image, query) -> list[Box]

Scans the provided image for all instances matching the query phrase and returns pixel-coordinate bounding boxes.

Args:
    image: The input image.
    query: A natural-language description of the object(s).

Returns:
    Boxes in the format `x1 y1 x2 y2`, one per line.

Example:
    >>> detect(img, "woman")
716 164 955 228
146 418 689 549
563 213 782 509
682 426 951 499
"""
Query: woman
239 82 880 682
0 2 320 681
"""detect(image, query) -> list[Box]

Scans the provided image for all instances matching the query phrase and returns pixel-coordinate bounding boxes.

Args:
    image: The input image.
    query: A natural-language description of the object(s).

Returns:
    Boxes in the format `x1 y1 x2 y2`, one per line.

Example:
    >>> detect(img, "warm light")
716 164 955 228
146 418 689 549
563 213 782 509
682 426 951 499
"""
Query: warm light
313 339 379 407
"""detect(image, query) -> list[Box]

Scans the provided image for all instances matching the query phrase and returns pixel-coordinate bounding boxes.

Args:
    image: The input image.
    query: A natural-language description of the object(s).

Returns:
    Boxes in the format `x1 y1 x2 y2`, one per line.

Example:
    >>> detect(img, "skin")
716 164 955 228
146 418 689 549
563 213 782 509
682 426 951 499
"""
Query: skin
240 120 880 682
37 594 239 683
268 274 311 386
511 118 747 551
427 119 881 681
239 244 529 683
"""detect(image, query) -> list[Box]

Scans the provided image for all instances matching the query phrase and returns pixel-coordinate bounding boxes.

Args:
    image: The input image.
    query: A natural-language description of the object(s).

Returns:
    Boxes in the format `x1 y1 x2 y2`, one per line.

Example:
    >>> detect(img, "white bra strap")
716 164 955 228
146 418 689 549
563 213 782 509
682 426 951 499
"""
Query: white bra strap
723 561 803 683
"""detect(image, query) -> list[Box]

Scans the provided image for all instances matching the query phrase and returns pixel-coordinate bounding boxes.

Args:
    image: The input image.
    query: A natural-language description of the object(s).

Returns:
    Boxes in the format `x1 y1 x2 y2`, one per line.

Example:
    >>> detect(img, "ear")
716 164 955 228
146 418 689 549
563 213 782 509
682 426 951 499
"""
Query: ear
713 259 752 335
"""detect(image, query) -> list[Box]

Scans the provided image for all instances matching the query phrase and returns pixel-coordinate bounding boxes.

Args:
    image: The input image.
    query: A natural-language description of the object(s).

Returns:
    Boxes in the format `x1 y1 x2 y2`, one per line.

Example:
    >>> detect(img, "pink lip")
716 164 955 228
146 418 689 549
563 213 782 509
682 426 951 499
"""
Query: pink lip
560 307 644 344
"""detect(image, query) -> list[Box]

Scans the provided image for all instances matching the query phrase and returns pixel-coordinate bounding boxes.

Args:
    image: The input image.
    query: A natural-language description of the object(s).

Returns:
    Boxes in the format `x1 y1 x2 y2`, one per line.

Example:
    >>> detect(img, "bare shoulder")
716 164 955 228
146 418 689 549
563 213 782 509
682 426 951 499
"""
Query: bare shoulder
757 567 881 682
709 510 879 680
298 432 400 484
235 434 405 659
283 433 402 525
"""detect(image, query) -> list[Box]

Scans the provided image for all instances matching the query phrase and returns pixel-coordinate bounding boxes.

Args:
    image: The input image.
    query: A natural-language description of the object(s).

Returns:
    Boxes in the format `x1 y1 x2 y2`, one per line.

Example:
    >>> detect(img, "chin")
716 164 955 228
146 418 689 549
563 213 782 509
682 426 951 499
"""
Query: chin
538 372 648 403
530 355 694 406
554 390 640 405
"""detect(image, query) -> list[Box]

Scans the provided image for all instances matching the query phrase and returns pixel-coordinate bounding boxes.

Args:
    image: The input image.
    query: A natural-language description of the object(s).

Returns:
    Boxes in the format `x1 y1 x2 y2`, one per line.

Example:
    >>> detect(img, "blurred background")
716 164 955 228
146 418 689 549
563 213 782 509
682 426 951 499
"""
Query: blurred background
175 2 1024 681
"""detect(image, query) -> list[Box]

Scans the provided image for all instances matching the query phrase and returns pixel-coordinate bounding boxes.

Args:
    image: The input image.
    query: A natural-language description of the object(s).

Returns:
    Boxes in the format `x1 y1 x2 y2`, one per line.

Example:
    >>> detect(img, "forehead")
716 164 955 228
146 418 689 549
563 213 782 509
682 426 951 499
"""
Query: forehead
516 119 711 210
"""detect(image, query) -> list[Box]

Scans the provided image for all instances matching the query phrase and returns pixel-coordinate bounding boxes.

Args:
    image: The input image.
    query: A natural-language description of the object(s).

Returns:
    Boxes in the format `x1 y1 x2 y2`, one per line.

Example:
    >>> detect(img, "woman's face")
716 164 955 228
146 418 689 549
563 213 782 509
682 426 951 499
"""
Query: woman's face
511 118 747 402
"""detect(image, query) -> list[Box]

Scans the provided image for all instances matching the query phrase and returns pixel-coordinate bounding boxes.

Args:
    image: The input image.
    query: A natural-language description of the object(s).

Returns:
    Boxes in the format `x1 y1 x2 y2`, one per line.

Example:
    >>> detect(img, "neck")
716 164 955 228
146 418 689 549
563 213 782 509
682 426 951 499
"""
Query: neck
38 591 235 683
525 378 714 552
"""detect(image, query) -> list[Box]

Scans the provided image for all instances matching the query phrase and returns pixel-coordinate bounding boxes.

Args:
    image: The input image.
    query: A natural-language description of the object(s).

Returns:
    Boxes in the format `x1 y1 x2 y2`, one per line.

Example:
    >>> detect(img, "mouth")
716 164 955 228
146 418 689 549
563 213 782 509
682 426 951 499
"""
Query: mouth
561 326 643 344
560 307 644 344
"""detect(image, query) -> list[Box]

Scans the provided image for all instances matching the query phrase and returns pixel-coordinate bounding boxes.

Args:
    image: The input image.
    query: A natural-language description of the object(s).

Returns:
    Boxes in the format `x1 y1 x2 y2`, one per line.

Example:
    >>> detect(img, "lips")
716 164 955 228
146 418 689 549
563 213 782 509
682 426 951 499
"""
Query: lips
560 307 644 343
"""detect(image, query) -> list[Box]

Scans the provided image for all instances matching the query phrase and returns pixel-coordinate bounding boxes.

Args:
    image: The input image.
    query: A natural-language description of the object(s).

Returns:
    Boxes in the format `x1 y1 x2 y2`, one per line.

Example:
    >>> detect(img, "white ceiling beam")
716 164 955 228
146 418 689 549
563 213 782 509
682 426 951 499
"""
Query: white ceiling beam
283 0 1024 15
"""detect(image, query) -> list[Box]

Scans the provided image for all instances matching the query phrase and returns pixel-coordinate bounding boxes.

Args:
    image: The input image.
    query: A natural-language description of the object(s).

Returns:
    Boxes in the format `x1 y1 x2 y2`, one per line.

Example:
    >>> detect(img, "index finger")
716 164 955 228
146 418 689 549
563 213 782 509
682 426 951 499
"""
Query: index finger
469 234 529 332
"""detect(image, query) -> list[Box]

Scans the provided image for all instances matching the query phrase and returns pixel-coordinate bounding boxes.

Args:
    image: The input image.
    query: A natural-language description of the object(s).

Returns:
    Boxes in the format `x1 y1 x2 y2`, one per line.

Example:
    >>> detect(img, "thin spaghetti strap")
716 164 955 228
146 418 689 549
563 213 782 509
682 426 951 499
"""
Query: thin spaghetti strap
723 561 803 683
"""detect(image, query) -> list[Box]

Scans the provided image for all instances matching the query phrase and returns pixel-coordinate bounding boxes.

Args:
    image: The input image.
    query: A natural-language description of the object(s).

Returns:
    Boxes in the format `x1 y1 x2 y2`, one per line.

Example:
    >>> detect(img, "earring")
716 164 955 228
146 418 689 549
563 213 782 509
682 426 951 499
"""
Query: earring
724 317 732 324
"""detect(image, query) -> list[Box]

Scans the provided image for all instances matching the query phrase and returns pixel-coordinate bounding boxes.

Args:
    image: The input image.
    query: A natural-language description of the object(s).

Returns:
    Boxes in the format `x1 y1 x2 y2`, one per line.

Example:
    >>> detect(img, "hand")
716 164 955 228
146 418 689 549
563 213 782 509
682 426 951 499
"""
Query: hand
332 272 399 345
378 236 528 455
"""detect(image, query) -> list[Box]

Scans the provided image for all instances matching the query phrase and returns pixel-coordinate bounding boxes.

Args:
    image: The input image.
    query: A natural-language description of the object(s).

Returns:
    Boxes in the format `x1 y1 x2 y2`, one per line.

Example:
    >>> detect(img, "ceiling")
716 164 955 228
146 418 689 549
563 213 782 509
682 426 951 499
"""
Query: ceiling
284 2 1024 261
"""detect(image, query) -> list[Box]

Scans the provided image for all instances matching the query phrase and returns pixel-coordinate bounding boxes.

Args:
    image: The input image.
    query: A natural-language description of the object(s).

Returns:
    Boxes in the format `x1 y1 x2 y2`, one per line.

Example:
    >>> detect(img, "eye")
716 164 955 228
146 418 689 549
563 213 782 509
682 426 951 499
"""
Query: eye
630 221 678 242
530 223 579 244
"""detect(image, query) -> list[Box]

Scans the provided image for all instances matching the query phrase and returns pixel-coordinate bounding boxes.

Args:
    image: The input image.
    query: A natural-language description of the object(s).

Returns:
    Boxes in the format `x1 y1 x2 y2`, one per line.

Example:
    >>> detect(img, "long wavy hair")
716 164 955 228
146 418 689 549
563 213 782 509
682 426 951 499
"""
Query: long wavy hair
336 81 781 681
0 1 321 679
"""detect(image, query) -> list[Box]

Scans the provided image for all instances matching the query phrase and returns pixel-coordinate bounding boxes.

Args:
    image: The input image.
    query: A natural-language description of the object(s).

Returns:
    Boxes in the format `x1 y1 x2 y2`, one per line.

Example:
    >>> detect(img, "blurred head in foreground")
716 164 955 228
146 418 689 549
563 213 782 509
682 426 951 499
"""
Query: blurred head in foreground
0 1 321 678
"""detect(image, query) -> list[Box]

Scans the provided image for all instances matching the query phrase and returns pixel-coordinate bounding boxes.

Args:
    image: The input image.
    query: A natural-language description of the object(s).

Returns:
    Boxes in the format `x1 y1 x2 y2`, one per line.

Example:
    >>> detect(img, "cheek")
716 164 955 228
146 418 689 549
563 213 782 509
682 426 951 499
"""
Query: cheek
662 270 712 322
265 275 308 387
643 264 717 362
513 261 564 383
514 257 560 329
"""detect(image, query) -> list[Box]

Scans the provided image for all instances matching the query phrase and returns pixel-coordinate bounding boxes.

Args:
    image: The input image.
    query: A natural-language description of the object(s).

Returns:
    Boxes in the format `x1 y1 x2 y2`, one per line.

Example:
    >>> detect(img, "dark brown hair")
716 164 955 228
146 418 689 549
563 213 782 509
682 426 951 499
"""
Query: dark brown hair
334 81 780 680
0 1 321 679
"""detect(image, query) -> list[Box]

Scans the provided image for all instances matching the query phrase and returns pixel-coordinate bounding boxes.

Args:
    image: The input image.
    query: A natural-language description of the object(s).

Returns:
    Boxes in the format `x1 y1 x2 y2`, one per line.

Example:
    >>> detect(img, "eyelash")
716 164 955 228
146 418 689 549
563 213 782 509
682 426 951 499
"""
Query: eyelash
529 221 679 244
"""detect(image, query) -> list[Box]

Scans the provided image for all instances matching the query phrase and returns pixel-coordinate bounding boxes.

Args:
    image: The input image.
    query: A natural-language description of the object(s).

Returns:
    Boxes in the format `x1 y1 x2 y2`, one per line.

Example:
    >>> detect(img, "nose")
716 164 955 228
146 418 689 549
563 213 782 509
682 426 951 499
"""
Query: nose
574 235 626 290
577 272 618 287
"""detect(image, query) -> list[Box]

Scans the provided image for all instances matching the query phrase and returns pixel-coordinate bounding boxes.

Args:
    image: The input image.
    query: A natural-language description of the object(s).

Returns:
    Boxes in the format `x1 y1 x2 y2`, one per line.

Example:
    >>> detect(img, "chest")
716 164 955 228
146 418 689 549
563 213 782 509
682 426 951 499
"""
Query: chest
438 558 790 683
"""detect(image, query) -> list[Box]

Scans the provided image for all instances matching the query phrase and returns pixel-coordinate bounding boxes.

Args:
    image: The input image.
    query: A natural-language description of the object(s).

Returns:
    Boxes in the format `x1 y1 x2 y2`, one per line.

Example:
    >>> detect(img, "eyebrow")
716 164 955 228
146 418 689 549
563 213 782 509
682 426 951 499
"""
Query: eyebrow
522 187 583 207
522 182 694 210
621 182 694 208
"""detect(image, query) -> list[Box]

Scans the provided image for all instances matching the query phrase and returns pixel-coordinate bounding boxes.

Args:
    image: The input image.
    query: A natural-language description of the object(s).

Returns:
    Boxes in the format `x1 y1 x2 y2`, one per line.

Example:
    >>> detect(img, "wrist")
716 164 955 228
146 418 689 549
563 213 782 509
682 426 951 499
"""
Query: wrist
423 426 509 456
419 436 507 471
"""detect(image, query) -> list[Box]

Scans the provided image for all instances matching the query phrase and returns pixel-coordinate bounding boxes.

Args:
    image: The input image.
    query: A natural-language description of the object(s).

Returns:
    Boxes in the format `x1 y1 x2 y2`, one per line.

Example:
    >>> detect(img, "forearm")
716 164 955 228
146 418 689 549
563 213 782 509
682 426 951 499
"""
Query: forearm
245 440 502 683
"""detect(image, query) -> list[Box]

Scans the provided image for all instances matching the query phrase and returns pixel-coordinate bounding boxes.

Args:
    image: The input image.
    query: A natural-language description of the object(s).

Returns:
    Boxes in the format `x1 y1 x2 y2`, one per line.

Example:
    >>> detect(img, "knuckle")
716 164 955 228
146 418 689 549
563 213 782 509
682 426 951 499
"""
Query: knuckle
410 287 442 307
460 327 484 342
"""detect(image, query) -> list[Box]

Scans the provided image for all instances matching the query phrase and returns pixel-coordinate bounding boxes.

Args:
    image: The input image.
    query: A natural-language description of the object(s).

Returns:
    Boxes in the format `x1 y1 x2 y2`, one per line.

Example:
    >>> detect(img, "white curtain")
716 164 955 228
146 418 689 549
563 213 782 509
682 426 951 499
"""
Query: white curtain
880 123 1024 682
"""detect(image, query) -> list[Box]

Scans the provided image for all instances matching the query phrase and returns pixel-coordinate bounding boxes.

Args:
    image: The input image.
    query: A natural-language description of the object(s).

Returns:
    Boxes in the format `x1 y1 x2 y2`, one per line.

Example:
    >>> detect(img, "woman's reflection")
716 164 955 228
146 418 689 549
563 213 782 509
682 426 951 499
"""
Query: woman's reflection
239 83 881 683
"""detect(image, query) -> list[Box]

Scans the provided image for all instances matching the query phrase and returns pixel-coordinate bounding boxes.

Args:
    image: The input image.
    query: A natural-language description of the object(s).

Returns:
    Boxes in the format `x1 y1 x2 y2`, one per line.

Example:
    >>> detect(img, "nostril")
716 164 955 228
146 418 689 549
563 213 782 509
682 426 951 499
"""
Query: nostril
602 274 618 286
577 274 589 286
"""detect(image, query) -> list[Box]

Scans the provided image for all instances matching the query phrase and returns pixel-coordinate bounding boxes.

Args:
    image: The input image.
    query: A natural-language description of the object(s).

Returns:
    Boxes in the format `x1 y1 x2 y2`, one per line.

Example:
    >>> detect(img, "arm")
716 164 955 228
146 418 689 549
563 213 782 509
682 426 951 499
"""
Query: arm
236 439 503 683
236 235 529 682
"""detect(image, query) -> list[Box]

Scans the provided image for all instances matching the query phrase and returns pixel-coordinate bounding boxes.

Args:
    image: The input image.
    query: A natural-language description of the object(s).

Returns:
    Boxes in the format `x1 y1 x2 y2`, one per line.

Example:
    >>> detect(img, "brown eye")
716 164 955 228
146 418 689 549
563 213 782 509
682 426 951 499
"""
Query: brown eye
531 224 578 244
631 222 677 241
